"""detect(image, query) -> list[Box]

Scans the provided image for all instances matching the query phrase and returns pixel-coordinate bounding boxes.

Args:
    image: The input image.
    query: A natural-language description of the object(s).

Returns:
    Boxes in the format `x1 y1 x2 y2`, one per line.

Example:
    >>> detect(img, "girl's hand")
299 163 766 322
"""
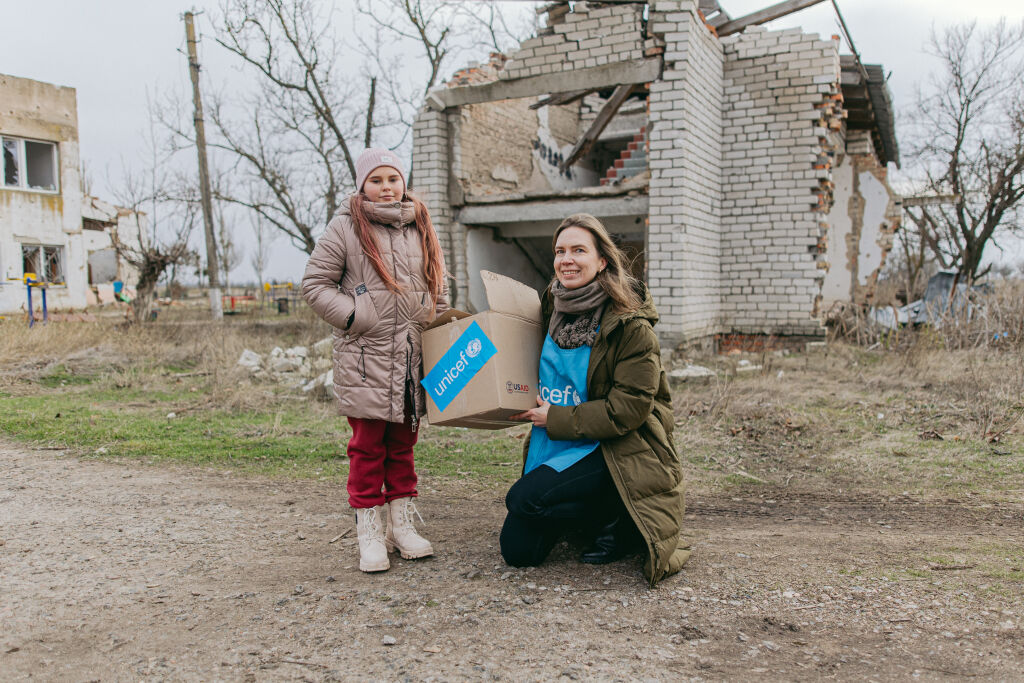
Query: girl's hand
511 396 551 427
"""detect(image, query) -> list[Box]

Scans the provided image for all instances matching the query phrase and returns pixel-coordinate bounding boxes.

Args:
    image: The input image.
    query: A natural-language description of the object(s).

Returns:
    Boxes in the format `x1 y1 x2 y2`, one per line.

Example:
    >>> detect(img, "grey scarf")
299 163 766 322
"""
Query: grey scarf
548 280 608 349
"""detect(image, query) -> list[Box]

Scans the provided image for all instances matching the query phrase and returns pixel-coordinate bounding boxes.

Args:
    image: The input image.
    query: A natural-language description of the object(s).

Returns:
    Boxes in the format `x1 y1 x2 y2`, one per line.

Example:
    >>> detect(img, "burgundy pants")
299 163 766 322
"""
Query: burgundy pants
346 417 419 508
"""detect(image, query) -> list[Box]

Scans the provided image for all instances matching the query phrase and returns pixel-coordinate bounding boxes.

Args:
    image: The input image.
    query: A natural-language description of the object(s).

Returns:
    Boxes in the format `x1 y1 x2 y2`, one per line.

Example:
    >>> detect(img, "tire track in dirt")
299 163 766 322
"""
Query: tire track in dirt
690 492 1024 533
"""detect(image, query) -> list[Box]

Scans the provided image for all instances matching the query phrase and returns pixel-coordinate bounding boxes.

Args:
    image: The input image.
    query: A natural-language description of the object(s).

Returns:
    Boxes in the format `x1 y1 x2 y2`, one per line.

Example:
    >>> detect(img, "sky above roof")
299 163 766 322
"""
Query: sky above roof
3 1 1022 281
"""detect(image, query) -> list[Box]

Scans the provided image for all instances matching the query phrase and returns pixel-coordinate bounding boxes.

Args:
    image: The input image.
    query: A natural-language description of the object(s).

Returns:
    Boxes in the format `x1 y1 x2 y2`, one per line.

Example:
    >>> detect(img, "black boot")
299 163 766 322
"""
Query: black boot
580 516 644 564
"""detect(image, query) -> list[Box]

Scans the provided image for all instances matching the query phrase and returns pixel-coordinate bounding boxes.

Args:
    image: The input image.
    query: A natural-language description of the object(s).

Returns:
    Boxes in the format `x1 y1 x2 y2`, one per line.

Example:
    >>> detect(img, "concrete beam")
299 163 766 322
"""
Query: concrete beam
458 195 648 238
427 58 662 110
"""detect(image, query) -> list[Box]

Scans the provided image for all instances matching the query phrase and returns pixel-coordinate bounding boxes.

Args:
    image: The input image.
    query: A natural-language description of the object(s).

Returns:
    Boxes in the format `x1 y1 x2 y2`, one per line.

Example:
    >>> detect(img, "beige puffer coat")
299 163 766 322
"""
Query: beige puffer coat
301 198 449 424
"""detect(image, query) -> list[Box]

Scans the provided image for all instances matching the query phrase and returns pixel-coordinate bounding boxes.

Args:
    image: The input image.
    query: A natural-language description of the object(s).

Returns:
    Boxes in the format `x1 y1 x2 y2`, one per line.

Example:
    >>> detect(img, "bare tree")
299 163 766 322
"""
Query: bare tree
354 0 533 146
194 0 530 253
110 211 196 324
249 214 276 302
903 19 1024 283
111 105 198 323
215 201 243 292
203 0 367 253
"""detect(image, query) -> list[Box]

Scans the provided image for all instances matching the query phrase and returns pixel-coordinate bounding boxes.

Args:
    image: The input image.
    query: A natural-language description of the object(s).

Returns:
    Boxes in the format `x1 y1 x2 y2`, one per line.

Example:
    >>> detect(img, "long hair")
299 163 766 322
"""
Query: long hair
552 213 643 313
348 190 446 305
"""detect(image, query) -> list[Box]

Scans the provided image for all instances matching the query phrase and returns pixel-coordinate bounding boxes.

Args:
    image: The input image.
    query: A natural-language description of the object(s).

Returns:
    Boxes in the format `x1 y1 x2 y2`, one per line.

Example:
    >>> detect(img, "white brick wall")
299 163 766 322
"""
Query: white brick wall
647 0 724 346
416 5 851 343
719 26 840 336
412 107 466 309
499 2 646 81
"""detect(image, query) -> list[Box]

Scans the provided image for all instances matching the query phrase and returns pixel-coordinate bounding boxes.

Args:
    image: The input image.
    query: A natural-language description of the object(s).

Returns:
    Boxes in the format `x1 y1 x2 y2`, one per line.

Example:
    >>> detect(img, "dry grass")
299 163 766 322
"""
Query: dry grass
673 341 1024 499
829 279 1024 351
0 309 330 397
2 312 1021 499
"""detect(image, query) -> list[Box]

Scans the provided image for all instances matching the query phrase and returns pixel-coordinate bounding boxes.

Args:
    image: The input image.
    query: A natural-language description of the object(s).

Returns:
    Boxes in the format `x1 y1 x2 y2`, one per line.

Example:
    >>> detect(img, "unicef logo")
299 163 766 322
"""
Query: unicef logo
466 338 483 358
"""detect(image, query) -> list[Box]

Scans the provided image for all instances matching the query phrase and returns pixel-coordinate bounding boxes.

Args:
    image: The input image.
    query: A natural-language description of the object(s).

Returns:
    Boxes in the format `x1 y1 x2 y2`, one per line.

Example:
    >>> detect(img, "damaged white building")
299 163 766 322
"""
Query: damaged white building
1 73 144 316
411 0 900 349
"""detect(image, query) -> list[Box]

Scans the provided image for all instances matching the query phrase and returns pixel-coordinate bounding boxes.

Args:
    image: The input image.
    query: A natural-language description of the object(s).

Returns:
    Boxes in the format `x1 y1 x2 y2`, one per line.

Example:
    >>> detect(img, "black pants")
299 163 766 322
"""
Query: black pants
500 448 627 567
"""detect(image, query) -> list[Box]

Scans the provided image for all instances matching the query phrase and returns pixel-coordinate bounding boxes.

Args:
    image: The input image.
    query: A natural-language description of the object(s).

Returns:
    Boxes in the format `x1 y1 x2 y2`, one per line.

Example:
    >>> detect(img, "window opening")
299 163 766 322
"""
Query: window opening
3 138 19 187
45 246 64 282
22 245 40 279
2 137 58 192
21 244 65 284
25 141 57 191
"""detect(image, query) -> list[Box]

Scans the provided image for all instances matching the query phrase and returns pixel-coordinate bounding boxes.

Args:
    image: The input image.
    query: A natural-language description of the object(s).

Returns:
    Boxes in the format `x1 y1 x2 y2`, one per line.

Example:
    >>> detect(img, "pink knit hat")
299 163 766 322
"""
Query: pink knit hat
355 148 407 194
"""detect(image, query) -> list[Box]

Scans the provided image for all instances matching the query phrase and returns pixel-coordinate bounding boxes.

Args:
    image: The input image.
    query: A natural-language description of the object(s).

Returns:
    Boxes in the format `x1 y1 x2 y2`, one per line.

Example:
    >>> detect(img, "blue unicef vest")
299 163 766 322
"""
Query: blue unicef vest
524 334 600 474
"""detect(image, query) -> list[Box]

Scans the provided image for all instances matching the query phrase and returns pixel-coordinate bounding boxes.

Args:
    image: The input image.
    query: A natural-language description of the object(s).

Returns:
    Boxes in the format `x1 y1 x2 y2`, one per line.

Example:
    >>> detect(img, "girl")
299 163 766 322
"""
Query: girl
506 214 689 586
302 148 448 573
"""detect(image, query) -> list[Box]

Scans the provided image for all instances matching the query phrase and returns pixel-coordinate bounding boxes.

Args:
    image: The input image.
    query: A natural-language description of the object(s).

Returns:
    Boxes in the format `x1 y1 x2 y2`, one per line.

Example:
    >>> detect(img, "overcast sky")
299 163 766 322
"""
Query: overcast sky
3 0 1022 282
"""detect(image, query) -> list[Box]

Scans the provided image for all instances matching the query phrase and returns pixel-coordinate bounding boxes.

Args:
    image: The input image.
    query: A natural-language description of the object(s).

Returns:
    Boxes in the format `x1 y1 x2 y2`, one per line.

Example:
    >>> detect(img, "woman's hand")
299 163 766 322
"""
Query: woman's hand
511 395 551 427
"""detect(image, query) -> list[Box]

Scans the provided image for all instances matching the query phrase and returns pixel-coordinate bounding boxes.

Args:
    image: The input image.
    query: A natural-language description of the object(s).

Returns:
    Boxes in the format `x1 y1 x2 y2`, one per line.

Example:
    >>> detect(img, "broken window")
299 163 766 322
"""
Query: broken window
25 141 57 190
21 244 65 284
2 136 58 192
87 248 118 284
3 138 18 186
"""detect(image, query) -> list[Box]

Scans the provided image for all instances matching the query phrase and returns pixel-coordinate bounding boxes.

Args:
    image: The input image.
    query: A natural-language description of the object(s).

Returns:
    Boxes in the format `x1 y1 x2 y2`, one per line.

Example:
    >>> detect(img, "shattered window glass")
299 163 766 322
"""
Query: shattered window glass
2 137 57 191
25 140 57 191
20 245 64 283
22 245 41 281
44 245 64 283
3 138 19 187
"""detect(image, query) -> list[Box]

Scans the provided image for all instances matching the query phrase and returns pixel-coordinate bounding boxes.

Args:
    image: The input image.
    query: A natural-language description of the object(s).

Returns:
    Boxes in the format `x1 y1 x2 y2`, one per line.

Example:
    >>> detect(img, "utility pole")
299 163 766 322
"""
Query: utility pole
184 10 222 320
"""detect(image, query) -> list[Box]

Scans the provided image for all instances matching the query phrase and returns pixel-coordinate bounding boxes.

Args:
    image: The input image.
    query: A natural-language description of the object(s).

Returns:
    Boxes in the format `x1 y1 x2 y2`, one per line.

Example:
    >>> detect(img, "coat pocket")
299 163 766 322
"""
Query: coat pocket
347 283 380 337
414 292 435 325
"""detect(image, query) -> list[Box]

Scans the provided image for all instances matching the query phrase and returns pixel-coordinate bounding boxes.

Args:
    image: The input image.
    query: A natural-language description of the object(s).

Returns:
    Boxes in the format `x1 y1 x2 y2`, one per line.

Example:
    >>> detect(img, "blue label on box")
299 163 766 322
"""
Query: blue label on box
421 320 498 412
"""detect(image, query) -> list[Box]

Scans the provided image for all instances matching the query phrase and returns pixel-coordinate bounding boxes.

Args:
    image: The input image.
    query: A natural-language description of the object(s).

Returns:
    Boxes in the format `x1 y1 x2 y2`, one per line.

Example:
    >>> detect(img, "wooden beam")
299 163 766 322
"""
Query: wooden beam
717 0 827 37
559 83 636 171
528 89 594 111
698 0 723 15
709 13 732 28
426 58 661 110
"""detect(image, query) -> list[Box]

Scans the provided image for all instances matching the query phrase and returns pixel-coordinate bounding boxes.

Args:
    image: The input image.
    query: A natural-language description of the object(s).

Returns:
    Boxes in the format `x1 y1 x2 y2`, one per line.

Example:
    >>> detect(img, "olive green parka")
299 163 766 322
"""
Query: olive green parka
538 283 690 586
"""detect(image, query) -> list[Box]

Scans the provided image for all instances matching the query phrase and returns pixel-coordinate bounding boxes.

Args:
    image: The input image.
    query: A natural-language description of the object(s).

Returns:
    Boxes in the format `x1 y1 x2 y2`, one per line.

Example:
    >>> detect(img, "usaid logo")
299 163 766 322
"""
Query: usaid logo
506 381 530 394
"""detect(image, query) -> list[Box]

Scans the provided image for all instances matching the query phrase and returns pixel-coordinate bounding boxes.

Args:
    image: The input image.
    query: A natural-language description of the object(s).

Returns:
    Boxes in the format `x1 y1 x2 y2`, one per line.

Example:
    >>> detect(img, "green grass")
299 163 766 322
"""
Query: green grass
415 427 524 481
0 380 523 484
1 392 347 475
39 364 95 388
3 332 1022 501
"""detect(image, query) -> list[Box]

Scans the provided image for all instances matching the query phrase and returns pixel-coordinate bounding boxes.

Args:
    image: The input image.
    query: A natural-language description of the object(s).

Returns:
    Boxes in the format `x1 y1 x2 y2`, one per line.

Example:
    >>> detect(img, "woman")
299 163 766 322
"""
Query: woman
504 214 689 586
302 148 448 573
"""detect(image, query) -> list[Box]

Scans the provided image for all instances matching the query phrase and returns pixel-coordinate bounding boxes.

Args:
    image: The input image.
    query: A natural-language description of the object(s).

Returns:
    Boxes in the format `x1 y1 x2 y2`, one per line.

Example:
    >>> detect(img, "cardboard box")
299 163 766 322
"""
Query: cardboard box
421 271 542 429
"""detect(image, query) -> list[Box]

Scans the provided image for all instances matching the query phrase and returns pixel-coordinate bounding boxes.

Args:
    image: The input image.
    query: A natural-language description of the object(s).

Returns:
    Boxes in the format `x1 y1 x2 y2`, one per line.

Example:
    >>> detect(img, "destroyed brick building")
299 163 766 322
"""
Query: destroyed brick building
411 0 900 348
1 73 144 315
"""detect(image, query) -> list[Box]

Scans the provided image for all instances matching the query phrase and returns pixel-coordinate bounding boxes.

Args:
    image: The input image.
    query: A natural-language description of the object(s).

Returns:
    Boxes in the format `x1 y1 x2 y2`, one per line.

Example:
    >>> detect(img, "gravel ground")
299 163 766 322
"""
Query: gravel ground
2 440 1022 681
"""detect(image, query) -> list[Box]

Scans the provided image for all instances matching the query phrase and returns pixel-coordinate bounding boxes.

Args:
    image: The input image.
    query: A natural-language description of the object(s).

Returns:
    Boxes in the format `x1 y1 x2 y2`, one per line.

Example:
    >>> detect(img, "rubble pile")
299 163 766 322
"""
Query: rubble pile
237 337 334 398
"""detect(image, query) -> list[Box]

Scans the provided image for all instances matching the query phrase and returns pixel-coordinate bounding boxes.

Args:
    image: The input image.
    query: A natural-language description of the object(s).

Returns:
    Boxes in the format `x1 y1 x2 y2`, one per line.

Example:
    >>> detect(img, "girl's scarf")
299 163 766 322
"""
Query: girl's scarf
364 199 416 227
548 280 608 349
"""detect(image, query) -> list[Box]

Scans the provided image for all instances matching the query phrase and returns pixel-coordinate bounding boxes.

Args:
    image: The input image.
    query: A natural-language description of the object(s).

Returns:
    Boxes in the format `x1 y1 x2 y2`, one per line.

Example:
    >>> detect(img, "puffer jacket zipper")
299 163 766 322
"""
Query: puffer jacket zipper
388 222 401 422
406 331 418 432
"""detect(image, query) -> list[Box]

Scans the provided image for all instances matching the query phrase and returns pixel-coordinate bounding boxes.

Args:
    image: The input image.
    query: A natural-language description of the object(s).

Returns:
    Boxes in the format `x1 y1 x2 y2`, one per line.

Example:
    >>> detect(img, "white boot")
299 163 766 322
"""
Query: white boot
355 506 390 572
386 497 433 559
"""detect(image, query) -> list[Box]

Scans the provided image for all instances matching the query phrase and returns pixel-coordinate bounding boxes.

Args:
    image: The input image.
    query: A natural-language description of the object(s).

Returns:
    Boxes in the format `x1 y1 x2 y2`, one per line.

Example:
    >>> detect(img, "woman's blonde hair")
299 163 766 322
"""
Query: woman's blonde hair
553 213 642 313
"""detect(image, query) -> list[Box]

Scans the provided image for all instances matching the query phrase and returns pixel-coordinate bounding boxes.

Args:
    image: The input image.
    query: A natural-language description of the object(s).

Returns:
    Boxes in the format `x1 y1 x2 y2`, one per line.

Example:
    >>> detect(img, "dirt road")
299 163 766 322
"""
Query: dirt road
2 440 1022 681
